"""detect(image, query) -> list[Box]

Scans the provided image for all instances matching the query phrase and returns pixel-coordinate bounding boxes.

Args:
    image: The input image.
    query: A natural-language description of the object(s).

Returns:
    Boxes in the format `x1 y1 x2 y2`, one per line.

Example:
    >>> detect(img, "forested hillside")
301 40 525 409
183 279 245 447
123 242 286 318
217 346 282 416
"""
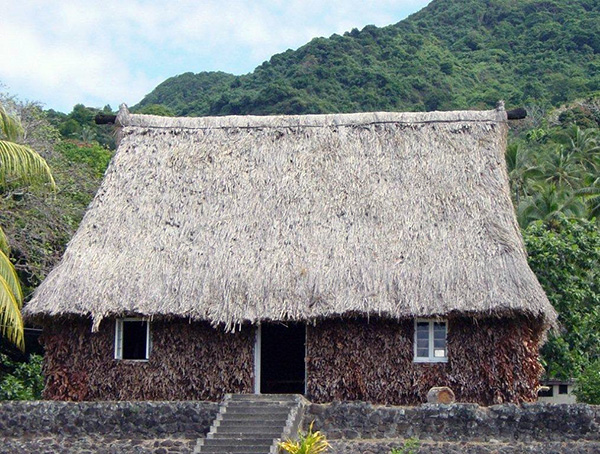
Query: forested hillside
135 0 600 116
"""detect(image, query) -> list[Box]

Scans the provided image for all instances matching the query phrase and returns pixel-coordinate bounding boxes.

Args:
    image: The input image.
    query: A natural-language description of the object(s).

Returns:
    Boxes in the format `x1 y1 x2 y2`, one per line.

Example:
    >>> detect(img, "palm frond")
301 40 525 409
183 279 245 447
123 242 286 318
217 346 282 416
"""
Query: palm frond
575 180 600 220
587 196 600 220
576 187 600 196
0 103 51 351
0 139 56 190
506 142 543 204
517 183 587 228
0 104 24 142
0 274 24 350
0 226 9 256
0 248 23 307
541 145 581 189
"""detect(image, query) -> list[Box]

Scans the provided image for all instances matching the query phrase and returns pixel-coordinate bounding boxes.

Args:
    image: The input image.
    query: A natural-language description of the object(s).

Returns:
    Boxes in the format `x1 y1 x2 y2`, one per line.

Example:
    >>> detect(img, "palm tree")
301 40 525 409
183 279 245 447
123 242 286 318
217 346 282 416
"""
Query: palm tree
0 103 55 350
554 125 599 174
0 104 55 190
517 183 585 228
541 144 582 189
505 142 542 205
576 178 600 223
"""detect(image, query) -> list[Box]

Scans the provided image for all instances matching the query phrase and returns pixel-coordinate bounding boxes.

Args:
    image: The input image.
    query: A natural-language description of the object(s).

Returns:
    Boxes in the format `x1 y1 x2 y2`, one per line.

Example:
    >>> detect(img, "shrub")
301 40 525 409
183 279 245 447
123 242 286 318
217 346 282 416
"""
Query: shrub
574 360 600 404
0 353 44 400
390 438 421 454
278 421 330 454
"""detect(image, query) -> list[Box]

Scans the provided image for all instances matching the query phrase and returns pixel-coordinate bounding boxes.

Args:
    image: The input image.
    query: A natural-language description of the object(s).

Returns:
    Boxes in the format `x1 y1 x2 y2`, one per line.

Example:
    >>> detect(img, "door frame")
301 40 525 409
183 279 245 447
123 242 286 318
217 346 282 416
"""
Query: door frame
254 325 262 394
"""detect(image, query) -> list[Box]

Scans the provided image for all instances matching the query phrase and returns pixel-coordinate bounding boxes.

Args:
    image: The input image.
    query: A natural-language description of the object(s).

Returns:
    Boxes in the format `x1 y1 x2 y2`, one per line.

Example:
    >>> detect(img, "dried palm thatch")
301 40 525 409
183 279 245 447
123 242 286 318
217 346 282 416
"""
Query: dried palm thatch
25 105 555 330
42 319 254 401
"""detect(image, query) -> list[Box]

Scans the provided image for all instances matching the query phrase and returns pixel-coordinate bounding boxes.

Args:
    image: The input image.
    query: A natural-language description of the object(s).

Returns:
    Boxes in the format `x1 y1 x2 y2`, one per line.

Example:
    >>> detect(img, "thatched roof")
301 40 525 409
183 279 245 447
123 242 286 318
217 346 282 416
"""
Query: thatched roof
25 104 556 330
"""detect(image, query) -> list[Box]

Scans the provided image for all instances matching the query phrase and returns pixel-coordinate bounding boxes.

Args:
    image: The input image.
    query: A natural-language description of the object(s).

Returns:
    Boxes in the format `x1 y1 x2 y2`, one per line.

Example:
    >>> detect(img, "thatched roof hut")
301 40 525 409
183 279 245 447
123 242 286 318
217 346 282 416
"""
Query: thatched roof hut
25 104 555 330
26 104 557 404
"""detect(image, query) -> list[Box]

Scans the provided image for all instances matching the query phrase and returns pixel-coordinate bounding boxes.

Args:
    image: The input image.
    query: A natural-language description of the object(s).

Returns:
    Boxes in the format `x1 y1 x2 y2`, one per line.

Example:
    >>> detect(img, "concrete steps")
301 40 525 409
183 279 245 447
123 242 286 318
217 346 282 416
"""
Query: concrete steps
194 394 306 454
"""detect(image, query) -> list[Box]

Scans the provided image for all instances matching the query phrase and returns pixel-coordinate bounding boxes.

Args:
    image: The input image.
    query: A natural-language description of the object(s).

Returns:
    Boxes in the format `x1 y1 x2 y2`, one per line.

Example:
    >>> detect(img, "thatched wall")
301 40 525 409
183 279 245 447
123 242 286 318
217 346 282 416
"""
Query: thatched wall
41 318 254 401
306 316 544 405
42 315 542 404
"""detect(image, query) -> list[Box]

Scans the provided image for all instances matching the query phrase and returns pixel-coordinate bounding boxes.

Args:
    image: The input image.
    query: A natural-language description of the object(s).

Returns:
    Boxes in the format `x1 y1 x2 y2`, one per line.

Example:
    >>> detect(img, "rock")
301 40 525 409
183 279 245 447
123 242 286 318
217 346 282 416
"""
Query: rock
427 387 456 404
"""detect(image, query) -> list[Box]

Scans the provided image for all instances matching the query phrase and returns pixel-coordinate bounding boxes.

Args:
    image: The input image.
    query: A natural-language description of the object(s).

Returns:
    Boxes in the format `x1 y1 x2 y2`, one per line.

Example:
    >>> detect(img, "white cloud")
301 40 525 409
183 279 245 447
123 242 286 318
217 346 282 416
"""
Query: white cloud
0 0 431 112
0 1 161 110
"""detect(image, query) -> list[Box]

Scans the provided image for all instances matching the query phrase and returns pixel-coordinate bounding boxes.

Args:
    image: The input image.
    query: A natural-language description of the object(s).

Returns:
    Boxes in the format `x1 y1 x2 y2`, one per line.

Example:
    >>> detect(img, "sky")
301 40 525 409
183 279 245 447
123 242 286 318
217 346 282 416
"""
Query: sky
0 1 431 113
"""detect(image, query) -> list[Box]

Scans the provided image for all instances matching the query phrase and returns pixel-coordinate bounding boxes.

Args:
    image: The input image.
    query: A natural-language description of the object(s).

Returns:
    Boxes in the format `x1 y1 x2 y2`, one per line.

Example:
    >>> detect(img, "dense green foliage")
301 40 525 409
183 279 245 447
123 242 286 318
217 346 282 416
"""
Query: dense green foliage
0 353 43 400
0 101 112 300
56 141 113 180
508 98 600 228
47 104 116 149
524 218 600 379
511 98 599 387
0 102 58 351
136 0 600 116
135 72 235 116
0 100 112 398
135 104 176 117
574 359 600 404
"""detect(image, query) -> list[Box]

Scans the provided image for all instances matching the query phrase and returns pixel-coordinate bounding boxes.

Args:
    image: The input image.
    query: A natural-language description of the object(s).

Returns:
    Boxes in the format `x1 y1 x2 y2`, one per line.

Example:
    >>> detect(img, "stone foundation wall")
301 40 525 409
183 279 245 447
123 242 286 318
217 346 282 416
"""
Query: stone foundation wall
328 440 600 454
1 400 599 454
0 401 218 438
305 401 600 442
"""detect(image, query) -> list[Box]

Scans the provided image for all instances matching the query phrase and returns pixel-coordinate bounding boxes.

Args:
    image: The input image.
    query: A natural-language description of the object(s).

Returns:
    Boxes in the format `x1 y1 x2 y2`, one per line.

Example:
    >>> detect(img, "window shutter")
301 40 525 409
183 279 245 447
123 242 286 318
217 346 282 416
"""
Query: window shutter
433 322 447 358
416 321 430 358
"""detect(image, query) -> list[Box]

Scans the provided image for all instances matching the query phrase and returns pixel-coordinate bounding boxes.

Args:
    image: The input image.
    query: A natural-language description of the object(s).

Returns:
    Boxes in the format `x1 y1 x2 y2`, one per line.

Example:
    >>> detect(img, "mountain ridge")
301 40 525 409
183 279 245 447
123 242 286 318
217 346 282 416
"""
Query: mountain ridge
134 0 600 116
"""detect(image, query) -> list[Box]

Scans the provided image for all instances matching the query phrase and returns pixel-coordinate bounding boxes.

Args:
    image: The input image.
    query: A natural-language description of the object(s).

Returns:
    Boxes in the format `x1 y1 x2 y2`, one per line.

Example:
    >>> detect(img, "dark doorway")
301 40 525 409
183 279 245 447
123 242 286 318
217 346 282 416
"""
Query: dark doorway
260 323 306 394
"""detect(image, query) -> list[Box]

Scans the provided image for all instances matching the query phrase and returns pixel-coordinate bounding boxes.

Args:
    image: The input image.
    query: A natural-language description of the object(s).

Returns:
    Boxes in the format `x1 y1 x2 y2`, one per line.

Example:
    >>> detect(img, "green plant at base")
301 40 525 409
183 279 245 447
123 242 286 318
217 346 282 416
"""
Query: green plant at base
574 360 600 404
278 421 330 454
0 353 43 400
390 438 421 454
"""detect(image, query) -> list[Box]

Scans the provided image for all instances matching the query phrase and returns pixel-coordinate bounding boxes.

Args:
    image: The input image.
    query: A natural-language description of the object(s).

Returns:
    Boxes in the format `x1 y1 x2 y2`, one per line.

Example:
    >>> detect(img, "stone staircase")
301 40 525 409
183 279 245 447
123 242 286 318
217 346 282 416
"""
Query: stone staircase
194 394 306 454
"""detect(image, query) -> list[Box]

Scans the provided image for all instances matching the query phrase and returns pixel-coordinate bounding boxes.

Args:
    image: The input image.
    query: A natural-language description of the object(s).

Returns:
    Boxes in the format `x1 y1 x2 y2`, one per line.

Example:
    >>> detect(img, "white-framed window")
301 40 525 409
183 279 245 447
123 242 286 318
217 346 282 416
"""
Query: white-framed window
414 319 448 363
114 318 151 360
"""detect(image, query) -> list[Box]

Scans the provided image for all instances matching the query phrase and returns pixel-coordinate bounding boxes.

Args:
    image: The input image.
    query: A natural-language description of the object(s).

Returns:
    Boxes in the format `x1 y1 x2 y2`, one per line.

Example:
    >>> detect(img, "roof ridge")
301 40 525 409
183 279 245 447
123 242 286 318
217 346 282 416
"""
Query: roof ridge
116 104 507 130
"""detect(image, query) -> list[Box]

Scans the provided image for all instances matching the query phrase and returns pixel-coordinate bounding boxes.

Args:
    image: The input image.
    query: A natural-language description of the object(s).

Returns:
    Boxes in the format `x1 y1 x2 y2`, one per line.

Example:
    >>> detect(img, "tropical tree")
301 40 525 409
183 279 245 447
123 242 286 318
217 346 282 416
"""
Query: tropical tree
524 218 600 379
0 102 55 350
517 183 585 228
505 142 542 205
577 179 600 222
574 359 600 404
541 145 582 189
554 125 599 174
